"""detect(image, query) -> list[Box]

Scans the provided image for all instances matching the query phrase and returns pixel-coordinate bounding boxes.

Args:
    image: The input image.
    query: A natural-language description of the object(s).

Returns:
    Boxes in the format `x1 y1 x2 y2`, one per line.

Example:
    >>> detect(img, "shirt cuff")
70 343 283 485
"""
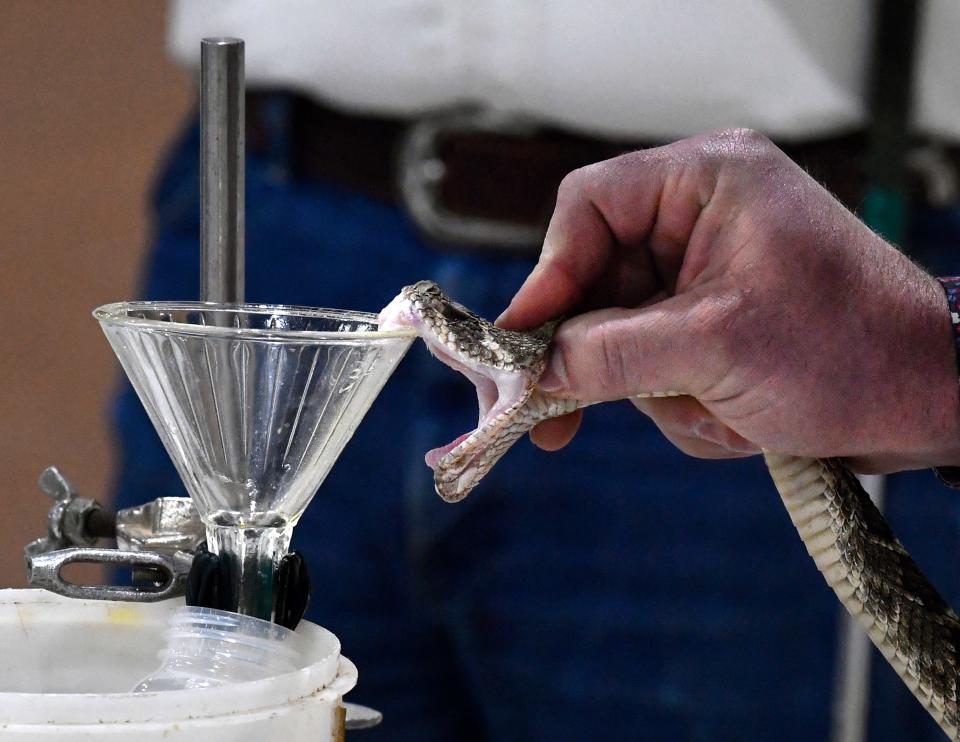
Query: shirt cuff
934 277 960 487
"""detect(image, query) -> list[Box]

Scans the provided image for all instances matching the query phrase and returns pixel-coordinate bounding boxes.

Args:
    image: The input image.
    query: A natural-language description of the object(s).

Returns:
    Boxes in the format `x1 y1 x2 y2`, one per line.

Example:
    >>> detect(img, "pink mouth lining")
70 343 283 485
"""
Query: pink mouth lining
379 295 529 473
425 431 473 468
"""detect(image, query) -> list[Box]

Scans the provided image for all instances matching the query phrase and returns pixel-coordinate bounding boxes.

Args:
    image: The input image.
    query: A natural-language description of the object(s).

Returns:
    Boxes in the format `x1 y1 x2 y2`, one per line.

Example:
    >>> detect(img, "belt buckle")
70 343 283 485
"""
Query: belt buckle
397 107 544 251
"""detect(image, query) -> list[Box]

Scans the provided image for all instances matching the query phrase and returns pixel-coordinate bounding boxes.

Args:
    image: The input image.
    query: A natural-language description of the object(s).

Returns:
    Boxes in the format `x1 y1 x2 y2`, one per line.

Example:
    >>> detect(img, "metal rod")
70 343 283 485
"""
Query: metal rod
831 473 887 742
200 37 245 303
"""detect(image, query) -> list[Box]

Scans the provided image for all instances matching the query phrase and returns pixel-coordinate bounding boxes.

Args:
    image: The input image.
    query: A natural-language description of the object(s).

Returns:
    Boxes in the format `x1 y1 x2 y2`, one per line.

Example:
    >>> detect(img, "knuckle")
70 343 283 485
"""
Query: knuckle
555 167 588 205
585 317 634 394
715 126 772 152
690 288 752 383
556 158 617 204
700 127 777 169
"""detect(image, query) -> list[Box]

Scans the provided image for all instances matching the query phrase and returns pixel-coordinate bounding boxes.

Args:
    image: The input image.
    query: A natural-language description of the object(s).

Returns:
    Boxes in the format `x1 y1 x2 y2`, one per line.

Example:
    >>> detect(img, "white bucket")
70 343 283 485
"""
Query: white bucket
0 590 356 740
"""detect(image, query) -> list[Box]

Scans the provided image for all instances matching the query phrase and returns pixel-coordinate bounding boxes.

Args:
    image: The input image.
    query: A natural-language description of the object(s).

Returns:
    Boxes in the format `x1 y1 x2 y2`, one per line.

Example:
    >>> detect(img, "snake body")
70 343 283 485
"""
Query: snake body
379 280 960 737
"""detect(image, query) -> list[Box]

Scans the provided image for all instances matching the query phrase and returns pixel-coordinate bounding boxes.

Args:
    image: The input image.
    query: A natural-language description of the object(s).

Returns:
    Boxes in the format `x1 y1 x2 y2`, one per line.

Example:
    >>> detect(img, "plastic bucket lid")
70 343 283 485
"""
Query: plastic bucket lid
0 590 354 731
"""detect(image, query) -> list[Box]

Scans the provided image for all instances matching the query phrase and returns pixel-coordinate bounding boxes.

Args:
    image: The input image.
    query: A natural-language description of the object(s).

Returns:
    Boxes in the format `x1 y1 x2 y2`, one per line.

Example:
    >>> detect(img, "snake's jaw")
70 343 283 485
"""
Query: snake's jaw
378 291 419 333
434 466 480 503
379 286 544 502
431 377 538 502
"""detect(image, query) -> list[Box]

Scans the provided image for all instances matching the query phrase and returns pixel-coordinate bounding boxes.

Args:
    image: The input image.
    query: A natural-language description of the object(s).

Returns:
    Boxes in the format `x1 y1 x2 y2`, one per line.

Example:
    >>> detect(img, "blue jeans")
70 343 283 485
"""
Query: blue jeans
113 116 960 741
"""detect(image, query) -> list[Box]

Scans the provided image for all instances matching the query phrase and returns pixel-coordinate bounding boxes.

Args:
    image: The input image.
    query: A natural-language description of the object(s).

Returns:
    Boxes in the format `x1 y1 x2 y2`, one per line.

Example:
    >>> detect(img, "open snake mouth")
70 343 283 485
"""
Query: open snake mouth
378 292 531 471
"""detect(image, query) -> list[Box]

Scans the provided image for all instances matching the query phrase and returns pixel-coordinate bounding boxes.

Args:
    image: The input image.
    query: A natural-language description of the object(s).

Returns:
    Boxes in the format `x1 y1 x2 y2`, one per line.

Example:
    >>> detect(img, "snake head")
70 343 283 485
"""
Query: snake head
379 281 558 501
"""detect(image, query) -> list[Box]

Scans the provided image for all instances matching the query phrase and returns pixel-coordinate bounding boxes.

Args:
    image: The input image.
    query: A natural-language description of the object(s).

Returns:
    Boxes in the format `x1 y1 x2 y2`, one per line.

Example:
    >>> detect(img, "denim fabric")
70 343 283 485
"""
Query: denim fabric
112 116 960 741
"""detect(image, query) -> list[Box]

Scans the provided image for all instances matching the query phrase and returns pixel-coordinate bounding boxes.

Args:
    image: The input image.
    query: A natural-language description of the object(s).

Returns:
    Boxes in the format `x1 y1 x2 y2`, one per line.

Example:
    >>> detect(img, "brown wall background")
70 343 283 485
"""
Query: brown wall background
0 1 192 585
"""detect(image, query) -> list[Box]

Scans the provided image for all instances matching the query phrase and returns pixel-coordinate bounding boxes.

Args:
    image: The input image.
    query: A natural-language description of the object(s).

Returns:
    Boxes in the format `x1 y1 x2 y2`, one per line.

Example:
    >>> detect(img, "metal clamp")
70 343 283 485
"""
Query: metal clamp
397 107 544 249
116 497 205 557
26 547 194 602
25 466 205 602
24 467 111 558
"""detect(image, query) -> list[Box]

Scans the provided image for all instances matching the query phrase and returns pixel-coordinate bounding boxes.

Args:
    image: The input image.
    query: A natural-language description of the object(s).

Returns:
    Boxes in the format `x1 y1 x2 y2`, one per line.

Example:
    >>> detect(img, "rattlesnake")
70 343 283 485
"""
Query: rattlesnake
379 279 960 738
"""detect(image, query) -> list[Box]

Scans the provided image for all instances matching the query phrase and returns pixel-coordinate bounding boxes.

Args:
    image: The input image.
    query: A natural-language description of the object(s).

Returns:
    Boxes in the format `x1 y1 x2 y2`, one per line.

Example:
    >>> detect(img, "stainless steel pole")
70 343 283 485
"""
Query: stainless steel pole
831 473 887 742
200 39 268 617
200 37 245 303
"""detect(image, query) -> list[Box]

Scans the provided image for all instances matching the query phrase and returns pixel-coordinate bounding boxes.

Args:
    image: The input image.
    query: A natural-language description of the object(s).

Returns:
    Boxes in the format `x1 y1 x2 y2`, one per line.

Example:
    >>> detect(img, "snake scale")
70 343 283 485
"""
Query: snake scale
379 279 960 738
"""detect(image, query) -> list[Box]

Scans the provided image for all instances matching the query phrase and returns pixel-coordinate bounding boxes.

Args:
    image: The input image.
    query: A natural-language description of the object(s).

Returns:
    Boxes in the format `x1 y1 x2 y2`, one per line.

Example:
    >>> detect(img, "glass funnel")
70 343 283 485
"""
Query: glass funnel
95 301 414 618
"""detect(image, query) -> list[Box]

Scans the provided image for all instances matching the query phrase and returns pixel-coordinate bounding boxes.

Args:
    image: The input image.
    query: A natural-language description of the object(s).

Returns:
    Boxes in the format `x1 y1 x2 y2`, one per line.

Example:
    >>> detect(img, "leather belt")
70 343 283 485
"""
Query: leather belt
246 93 952 251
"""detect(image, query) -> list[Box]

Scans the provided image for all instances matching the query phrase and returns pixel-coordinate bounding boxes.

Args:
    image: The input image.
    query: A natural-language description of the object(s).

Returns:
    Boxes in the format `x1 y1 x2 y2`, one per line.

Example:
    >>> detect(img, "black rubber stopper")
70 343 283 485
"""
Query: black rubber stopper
186 546 311 628
185 544 235 611
272 551 311 630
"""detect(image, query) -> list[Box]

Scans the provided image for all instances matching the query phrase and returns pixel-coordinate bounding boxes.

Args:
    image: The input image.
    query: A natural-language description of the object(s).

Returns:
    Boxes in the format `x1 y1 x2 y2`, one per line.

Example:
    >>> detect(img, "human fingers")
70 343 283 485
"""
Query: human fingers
537 288 735 402
528 410 583 451
649 428 757 460
496 169 616 330
632 396 760 457
497 136 722 330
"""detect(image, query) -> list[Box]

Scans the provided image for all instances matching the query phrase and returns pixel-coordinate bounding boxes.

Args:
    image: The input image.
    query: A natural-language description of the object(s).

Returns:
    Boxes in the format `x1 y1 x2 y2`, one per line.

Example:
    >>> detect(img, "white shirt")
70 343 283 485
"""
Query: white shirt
168 0 960 142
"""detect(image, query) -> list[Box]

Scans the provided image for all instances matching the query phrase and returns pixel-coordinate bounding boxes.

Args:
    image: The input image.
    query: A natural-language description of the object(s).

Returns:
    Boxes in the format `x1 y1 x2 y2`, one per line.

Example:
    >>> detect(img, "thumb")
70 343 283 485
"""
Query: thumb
537 292 729 401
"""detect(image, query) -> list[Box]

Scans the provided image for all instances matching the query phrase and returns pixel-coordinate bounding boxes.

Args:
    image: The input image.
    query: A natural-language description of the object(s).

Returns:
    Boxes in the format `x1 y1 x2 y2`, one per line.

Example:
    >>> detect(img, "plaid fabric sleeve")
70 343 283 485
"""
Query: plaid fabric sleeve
934 277 960 488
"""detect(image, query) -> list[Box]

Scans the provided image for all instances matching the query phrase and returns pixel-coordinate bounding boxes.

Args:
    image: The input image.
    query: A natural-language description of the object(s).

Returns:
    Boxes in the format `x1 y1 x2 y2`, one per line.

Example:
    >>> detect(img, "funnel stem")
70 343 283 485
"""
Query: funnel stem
206 521 292 620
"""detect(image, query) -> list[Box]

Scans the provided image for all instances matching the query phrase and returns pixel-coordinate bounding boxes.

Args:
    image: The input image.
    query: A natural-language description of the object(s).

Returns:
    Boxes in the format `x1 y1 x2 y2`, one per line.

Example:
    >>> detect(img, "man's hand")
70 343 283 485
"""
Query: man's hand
498 129 960 472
